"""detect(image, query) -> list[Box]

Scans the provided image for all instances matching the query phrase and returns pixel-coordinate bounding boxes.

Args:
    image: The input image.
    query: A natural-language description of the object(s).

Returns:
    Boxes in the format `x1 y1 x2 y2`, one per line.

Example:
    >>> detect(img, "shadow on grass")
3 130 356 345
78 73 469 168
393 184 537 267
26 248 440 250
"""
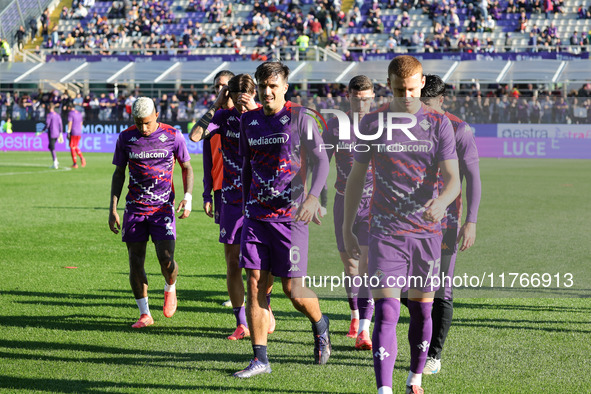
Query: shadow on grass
0 375 342 393
454 301 591 313
0 339 243 369
34 206 110 210
98 287 230 302
2 289 233 314
111 272 228 280
1 290 126 300
0 338 372 372
452 317 591 334
453 286 591 298
0 314 248 339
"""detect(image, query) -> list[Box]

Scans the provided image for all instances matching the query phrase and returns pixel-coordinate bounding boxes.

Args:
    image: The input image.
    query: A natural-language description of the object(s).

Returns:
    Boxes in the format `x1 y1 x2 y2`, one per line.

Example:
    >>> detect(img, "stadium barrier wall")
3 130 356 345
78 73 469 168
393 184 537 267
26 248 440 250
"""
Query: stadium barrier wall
2 122 591 159
43 51 590 62
0 132 204 154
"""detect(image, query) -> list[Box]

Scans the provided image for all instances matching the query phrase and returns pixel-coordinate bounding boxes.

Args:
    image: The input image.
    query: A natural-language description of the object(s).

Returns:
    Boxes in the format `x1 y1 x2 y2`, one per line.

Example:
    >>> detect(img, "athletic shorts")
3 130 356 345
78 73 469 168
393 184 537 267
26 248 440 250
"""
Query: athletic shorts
69 135 81 149
240 218 309 278
214 189 221 224
48 137 57 151
219 203 243 244
368 234 442 293
435 227 459 300
333 192 370 252
122 207 176 243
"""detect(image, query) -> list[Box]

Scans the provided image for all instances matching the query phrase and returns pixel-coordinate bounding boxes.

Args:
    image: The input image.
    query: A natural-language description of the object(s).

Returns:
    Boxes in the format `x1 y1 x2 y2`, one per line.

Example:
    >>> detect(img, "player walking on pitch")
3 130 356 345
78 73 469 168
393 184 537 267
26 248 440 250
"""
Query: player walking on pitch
234 62 331 378
40 103 64 169
419 74 481 375
323 75 375 349
190 73 276 340
343 56 461 394
109 97 193 328
66 103 86 168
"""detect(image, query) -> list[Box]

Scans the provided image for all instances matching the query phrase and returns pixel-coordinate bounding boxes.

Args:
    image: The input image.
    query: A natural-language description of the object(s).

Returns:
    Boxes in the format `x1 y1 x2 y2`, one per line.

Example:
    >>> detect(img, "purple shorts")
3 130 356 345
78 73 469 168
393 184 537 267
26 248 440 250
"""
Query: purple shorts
368 234 442 293
122 208 176 243
240 218 309 278
219 203 243 244
333 193 370 252
214 189 221 224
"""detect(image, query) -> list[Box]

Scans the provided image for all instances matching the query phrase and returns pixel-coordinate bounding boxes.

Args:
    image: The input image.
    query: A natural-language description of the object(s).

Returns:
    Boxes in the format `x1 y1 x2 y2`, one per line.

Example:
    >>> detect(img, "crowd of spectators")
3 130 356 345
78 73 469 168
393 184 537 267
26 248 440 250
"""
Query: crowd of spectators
3 83 591 126
19 0 591 59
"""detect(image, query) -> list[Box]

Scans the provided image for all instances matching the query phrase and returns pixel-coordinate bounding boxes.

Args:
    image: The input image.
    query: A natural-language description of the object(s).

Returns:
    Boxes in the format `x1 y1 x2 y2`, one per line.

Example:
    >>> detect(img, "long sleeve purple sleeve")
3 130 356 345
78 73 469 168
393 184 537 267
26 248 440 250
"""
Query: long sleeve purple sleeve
463 160 481 223
304 114 330 199
241 156 252 212
308 143 330 198
202 138 213 204
455 121 481 224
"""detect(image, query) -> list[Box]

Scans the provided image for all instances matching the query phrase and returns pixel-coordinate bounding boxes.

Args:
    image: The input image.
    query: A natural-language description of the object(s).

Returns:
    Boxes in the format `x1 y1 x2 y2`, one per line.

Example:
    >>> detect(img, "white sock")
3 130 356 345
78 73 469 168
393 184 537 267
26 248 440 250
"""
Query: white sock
359 318 371 333
351 309 359 320
135 297 151 316
164 280 176 292
377 386 393 394
406 372 422 387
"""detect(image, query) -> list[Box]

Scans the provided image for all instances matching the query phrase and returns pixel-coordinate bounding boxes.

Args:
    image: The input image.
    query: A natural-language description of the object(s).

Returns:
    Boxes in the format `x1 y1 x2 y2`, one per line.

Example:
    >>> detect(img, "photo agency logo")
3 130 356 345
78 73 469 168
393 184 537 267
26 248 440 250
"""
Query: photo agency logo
303 105 434 153
301 106 329 136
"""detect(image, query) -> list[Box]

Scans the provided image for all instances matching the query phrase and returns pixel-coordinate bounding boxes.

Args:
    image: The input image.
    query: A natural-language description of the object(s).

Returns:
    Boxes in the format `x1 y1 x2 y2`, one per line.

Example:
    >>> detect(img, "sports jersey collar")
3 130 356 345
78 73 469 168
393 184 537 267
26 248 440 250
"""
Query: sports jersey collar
264 101 292 118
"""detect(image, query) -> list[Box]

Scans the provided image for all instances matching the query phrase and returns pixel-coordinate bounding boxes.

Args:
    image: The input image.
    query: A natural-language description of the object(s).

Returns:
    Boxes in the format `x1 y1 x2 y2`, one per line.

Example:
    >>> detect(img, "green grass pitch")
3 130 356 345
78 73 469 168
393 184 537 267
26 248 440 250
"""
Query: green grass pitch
0 151 590 393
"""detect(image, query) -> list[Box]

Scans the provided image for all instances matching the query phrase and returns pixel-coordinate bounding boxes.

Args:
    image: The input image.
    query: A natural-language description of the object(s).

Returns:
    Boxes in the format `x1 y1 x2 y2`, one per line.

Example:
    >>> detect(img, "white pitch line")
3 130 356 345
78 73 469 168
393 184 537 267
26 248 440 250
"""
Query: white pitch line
0 163 49 167
0 167 72 176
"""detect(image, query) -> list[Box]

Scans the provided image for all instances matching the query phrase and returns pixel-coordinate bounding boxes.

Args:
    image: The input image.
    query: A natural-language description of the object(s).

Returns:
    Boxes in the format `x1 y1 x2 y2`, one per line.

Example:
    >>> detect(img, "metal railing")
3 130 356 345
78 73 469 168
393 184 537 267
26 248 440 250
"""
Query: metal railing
346 44 591 56
19 44 345 62
19 43 590 63
0 0 56 60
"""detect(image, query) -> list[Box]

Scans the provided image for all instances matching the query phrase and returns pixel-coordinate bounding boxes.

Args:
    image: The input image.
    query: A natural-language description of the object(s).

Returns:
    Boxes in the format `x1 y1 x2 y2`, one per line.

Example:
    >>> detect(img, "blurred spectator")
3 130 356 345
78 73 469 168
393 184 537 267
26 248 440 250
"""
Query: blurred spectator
529 96 543 123
544 0 554 19
73 3 89 19
15 26 26 51
506 0 518 13
29 18 39 40
554 96 569 122
483 16 496 32
1 38 12 62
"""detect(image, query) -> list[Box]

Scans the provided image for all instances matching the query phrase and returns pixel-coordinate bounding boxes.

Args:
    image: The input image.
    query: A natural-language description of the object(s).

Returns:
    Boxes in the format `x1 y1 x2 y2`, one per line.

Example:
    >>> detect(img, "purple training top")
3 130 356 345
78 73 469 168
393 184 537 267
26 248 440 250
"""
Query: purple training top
207 106 248 205
440 111 480 229
44 111 63 138
239 102 329 222
67 109 84 136
112 123 190 215
355 103 457 238
324 113 374 198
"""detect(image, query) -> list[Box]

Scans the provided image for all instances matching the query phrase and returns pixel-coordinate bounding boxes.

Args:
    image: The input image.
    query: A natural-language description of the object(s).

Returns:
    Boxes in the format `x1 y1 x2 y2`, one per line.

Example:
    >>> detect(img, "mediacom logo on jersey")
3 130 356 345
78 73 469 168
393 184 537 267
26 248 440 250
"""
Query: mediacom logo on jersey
129 149 169 159
248 132 289 146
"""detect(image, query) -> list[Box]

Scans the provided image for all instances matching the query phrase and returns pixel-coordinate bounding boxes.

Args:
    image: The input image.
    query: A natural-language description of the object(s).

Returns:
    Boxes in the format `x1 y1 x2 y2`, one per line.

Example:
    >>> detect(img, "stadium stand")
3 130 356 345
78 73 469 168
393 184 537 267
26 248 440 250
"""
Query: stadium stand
3 0 591 57
2 0 591 125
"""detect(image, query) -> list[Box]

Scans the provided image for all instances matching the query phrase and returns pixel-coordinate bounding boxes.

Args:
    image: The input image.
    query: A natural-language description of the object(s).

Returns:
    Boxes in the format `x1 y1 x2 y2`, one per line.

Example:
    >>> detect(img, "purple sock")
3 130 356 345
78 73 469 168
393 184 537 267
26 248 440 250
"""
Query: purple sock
233 306 248 327
407 300 433 374
358 283 374 321
345 276 360 312
372 298 400 389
